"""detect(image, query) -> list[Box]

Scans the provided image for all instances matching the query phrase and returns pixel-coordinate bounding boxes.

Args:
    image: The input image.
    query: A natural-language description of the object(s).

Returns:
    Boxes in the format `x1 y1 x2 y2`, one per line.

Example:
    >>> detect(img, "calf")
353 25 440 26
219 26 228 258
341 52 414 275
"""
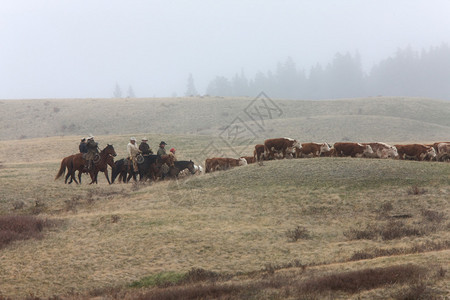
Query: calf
254 144 266 161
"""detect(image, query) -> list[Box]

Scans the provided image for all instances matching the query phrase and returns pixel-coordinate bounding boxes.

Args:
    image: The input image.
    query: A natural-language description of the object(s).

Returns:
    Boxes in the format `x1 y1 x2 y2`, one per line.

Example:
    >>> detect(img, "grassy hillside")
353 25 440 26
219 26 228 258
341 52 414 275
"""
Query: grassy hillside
0 134 449 298
0 96 449 298
1 96 450 142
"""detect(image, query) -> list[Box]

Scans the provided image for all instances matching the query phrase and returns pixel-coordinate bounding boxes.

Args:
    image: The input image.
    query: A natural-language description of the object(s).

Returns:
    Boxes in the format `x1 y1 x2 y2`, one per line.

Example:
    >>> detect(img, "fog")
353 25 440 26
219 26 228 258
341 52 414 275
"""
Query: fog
1 0 450 99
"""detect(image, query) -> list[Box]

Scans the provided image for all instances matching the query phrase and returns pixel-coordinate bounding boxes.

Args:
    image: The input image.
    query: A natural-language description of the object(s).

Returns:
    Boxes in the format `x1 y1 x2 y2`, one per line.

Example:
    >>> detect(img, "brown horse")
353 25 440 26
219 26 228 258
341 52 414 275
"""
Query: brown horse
69 144 117 184
55 154 76 184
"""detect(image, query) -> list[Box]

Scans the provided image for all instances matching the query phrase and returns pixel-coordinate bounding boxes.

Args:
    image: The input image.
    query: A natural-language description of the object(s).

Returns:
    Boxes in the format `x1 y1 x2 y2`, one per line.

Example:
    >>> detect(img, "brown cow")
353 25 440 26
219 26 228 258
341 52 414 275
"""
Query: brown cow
362 142 399 159
205 157 247 173
295 142 331 158
394 144 437 161
264 137 301 160
240 156 256 164
334 142 373 158
254 144 266 161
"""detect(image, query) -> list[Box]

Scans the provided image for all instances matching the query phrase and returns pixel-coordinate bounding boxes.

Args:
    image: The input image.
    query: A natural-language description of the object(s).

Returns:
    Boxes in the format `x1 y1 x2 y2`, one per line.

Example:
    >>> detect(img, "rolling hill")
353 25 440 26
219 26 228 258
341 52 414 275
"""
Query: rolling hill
1 96 450 143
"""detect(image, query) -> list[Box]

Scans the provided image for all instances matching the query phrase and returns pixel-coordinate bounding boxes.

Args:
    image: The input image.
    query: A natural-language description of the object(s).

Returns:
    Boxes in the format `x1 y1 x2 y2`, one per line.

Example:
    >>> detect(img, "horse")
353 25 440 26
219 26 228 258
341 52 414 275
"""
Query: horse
69 144 117 184
168 160 196 178
111 158 138 183
55 154 76 184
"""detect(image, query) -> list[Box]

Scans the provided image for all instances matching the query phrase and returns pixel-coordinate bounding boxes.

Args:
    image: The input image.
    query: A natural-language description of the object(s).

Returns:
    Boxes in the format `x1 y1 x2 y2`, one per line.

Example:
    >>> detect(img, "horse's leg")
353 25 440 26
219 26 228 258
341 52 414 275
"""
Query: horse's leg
104 169 111 184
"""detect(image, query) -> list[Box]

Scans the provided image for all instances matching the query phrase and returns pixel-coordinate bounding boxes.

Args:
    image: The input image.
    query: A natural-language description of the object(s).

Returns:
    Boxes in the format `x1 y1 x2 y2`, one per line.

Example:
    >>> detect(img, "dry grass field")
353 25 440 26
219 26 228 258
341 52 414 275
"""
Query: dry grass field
0 97 449 299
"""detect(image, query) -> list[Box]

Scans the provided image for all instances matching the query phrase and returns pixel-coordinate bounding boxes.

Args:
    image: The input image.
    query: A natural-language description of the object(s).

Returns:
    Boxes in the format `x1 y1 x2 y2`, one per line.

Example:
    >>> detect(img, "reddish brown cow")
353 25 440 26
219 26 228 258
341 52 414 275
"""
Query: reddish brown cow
264 138 301 160
205 157 247 173
254 144 266 161
295 143 331 158
394 144 437 161
240 156 256 164
334 142 373 158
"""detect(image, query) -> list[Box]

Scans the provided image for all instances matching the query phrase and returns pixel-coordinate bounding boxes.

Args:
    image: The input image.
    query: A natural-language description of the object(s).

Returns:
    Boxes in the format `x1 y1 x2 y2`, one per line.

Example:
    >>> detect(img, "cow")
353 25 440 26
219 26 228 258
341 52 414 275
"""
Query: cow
295 142 331 158
394 144 437 161
362 142 399 159
333 142 374 158
254 144 266 161
205 157 247 173
436 142 450 161
240 156 256 164
264 137 301 160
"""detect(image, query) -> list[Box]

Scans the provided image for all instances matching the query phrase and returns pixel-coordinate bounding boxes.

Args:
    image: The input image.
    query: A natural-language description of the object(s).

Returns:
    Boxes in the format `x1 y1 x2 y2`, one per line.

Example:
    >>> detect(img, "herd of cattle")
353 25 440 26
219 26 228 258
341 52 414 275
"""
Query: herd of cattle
204 137 450 173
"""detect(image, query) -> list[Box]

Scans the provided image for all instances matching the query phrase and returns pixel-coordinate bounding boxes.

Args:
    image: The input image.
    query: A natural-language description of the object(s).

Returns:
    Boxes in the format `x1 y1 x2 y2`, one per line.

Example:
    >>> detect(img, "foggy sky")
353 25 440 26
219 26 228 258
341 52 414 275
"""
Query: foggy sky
1 0 450 99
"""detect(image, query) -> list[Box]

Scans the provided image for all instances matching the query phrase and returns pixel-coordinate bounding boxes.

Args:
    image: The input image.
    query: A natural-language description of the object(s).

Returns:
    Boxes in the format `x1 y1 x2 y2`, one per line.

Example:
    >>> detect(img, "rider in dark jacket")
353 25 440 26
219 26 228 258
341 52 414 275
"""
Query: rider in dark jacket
139 137 153 155
85 136 99 170
79 138 88 154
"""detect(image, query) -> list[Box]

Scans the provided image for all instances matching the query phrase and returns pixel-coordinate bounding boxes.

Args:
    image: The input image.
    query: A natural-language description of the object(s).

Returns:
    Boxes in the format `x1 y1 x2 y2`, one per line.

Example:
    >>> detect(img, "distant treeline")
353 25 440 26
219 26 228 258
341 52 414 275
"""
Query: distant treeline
205 44 450 100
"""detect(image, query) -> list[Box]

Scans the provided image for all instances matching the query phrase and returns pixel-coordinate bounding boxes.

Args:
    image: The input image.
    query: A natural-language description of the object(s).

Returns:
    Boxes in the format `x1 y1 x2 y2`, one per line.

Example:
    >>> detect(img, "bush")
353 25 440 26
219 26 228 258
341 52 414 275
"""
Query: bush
286 226 310 242
0 215 57 248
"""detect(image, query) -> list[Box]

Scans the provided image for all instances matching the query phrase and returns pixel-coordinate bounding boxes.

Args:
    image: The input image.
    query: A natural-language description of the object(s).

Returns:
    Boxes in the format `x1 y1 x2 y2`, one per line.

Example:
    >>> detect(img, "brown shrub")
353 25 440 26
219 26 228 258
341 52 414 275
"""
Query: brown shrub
408 185 426 195
345 220 426 241
296 264 426 294
394 281 434 300
137 283 243 300
380 220 423 240
421 209 446 223
0 215 57 248
349 240 450 261
183 268 221 283
286 226 310 242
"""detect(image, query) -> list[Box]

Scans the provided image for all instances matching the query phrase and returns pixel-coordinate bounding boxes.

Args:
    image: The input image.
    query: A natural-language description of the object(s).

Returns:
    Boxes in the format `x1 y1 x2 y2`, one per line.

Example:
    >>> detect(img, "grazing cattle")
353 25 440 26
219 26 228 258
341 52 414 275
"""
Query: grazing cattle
334 142 374 158
240 156 256 164
436 142 450 161
254 144 266 161
295 143 331 158
205 157 247 173
394 144 437 161
264 138 301 160
362 142 399 159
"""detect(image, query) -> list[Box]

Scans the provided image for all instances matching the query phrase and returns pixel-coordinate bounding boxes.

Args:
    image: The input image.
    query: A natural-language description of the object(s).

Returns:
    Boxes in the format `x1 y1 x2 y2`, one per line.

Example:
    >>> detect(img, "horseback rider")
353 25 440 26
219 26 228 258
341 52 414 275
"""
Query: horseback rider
79 138 88 154
139 137 153 156
157 141 167 156
127 137 140 172
169 147 177 161
85 136 99 170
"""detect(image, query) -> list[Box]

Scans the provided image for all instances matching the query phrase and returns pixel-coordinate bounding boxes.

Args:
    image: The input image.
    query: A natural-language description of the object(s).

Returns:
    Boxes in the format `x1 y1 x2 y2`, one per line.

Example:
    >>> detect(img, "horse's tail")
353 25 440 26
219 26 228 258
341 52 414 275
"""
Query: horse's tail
55 158 67 180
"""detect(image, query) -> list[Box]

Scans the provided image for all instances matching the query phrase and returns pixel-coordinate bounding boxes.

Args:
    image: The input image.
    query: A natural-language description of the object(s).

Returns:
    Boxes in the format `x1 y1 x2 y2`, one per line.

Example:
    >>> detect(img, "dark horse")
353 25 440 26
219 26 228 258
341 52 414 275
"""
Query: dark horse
111 154 175 183
167 160 196 178
56 144 117 184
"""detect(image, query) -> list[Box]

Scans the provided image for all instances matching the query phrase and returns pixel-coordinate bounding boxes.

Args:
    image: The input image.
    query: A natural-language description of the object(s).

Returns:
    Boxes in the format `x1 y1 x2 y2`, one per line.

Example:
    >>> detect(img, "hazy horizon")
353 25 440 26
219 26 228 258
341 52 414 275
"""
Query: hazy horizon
2 1 450 100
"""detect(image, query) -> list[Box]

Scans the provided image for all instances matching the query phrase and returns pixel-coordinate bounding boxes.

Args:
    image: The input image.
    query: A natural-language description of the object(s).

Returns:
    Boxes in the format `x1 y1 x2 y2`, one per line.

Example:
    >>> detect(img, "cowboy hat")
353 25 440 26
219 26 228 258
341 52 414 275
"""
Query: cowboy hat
142 137 148 141
160 141 167 145
130 137 136 141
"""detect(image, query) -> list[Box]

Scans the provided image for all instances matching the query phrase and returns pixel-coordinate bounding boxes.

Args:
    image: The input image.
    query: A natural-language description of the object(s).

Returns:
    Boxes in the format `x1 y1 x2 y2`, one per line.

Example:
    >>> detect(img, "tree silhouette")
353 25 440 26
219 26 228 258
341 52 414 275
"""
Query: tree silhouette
113 83 122 98
185 73 198 96
127 85 136 98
